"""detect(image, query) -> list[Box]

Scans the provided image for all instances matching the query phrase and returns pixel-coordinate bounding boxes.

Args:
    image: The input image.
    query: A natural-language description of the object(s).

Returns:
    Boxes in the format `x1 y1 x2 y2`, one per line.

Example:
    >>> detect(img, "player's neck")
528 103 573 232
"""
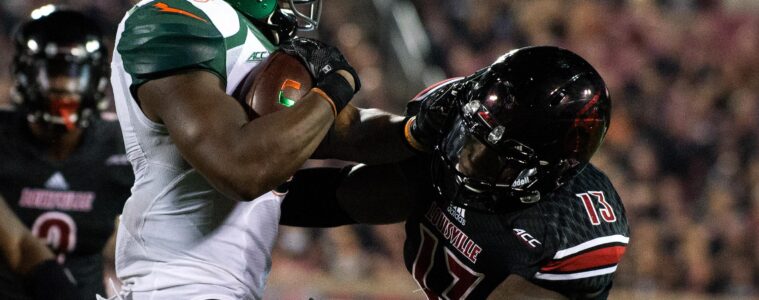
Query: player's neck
28 123 84 161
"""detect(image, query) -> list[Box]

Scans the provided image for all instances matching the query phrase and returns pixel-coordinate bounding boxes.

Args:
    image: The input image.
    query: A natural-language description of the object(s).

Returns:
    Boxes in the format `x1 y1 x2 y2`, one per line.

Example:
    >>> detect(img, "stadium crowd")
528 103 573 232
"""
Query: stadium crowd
1 0 758 298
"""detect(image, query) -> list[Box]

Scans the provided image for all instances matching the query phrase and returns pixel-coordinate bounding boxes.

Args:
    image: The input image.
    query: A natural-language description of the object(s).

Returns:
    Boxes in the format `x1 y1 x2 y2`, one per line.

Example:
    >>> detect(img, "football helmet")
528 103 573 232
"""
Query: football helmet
432 46 611 213
226 0 322 39
12 5 109 133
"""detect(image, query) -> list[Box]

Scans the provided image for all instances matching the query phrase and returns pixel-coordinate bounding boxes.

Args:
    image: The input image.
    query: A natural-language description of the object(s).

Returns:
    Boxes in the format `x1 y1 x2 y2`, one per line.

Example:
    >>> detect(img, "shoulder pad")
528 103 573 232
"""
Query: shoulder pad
117 0 226 85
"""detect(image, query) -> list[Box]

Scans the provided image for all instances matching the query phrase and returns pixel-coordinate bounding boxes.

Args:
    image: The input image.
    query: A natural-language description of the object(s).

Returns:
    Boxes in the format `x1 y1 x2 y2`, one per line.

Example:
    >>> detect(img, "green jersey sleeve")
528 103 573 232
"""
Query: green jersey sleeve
117 0 226 88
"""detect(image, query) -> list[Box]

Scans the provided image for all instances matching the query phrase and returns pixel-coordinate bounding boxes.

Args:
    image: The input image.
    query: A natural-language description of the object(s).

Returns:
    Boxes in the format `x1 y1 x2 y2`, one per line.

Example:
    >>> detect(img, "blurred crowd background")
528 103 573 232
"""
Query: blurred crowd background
1 0 758 299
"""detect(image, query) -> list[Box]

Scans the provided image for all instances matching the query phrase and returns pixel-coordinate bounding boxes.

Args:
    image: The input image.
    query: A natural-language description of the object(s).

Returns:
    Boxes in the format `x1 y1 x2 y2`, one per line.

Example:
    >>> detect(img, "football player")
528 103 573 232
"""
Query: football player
109 0 381 299
0 6 134 299
281 46 630 299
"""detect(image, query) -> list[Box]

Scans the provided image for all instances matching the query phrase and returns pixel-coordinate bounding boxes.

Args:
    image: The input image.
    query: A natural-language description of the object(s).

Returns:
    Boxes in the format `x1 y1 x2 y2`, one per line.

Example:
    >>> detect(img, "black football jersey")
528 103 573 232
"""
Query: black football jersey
0 110 133 298
0 257 29 300
402 159 629 299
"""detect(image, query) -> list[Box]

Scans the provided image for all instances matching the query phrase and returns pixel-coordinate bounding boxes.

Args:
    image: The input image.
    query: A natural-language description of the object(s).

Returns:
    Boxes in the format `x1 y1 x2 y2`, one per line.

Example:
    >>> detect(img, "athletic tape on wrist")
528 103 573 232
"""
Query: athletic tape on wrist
315 73 353 114
403 116 428 152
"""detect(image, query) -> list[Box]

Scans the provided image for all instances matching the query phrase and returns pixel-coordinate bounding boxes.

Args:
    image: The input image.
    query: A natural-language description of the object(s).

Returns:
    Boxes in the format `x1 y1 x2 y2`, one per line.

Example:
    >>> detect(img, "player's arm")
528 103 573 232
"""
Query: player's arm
0 196 52 275
116 6 358 201
119 5 358 201
313 78 462 164
0 196 78 300
488 275 568 300
102 216 120 296
311 105 415 164
138 70 353 201
280 157 426 226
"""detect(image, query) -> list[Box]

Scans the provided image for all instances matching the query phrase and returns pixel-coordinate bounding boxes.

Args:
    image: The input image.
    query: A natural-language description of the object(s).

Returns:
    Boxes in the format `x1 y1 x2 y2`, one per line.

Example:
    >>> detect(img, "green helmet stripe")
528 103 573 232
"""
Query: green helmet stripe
225 0 277 19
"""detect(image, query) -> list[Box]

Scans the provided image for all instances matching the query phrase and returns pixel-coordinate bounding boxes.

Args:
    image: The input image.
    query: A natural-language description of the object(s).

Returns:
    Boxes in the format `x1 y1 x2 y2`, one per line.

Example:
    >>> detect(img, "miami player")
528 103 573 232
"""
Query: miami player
109 0 367 299
281 46 630 299
0 6 133 299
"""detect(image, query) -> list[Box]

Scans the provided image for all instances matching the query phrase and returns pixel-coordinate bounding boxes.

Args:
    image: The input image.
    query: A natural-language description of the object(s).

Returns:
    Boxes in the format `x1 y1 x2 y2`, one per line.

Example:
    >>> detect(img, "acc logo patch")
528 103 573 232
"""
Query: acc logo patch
248 51 270 62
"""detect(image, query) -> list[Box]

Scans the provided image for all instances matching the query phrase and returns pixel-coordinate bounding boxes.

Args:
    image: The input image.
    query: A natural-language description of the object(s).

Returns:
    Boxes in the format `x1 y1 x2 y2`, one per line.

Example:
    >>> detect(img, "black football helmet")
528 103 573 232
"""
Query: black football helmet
433 46 611 213
11 5 109 132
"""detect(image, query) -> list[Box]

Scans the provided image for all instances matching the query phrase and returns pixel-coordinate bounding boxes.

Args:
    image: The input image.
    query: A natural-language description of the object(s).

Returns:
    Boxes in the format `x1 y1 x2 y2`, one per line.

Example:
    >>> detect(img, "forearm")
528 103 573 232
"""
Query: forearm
313 105 416 164
16 235 54 275
190 91 335 201
0 197 53 275
337 163 416 223
102 217 120 297
280 167 357 227
280 163 416 227
140 70 343 202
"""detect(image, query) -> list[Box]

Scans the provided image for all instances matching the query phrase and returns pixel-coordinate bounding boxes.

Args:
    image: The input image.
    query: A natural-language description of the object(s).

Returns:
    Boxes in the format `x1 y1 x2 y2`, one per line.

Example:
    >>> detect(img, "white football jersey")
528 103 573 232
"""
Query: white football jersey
110 0 280 299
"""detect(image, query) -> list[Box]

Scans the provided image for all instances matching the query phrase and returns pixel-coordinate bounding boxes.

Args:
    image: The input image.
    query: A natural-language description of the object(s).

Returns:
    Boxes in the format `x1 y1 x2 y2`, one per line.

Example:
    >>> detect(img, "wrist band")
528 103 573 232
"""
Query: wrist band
403 116 428 152
315 73 353 114
311 87 337 117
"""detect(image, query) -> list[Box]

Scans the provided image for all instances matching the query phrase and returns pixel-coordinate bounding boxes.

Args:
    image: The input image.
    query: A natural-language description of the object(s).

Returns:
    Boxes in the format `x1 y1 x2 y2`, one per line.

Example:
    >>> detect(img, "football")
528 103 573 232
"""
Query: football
234 50 313 119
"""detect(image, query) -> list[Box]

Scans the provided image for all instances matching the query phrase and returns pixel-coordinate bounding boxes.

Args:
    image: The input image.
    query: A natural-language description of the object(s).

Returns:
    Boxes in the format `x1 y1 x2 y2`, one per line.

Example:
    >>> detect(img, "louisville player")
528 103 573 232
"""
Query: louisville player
109 0 366 299
281 46 630 299
0 6 133 299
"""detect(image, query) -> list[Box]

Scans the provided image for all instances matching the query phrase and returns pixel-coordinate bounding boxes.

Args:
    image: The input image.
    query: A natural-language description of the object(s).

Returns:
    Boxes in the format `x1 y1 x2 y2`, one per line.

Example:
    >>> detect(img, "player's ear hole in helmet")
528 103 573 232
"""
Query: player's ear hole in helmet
225 0 322 43
431 46 611 213
11 5 109 134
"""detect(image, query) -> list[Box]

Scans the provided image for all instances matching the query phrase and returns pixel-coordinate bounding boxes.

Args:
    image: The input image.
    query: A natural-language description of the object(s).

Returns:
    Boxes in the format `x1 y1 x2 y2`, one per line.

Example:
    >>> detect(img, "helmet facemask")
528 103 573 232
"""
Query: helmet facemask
238 0 322 43
432 100 547 214
12 6 109 136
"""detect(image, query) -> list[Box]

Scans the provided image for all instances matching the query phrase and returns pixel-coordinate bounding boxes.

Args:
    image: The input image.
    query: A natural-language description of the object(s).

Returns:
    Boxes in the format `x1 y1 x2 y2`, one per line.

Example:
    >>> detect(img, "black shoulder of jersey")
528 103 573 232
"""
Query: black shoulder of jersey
576 164 614 188
527 163 628 298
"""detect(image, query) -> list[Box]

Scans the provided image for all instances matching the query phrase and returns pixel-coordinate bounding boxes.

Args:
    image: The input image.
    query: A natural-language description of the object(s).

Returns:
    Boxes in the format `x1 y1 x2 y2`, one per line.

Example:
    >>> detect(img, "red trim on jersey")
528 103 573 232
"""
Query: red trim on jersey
540 245 626 273
411 77 463 101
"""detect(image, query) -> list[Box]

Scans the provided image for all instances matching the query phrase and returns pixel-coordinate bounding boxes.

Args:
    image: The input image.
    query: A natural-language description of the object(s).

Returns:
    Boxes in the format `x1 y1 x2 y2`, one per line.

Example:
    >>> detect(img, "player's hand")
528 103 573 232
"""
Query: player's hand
406 83 461 152
279 37 361 115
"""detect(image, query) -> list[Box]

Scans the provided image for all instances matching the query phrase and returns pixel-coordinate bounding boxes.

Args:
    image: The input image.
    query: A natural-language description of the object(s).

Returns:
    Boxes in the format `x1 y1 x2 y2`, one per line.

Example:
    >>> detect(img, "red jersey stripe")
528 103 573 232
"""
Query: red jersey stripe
540 245 626 273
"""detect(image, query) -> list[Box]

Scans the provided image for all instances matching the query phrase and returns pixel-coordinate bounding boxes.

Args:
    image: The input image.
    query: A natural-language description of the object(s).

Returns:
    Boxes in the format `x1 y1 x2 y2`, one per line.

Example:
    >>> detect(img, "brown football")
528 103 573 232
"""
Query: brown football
233 50 313 119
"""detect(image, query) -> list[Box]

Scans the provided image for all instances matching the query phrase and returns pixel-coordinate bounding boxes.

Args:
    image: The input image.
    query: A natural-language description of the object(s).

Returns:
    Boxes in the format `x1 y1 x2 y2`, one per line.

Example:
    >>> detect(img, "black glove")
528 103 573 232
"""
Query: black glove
279 37 361 115
405 82 462 152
